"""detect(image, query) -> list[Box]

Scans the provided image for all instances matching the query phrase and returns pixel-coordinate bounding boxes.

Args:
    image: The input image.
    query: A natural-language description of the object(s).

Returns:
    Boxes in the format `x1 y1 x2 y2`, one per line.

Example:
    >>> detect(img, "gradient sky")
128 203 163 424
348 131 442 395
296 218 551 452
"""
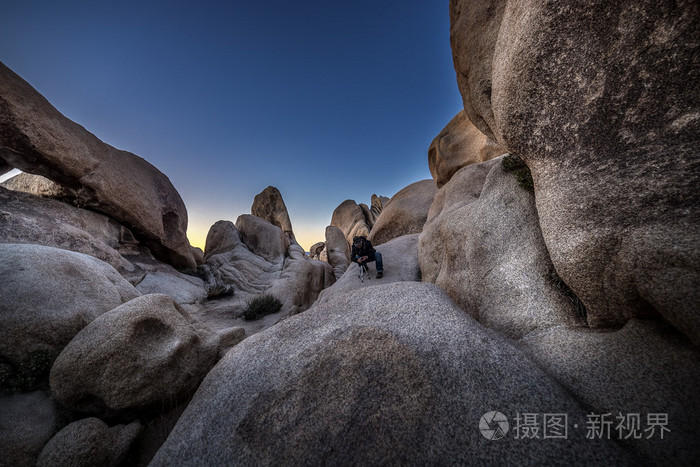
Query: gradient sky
0 1 463 251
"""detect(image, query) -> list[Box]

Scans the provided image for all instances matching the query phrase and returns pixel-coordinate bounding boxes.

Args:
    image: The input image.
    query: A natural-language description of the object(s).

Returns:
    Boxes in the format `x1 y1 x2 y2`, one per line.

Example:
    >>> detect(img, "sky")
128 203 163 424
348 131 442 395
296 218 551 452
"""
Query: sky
0 1 464 251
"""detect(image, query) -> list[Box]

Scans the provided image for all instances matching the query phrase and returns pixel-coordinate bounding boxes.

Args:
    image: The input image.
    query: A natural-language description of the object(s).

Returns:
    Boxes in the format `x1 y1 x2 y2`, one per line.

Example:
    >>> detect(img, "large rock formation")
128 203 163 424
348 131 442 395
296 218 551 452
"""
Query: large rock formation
324 225 350 279
151 282 627 465
0 244 140 369
251 186 296 243
50 294 220 415
0 186 137 272
521 319 700 465
330 199 371 244
0 62 195 269
428 110 506 188
37 418 141 467
368 180 437 246
450 1 700 343
202 217 334 316
420 157 582 339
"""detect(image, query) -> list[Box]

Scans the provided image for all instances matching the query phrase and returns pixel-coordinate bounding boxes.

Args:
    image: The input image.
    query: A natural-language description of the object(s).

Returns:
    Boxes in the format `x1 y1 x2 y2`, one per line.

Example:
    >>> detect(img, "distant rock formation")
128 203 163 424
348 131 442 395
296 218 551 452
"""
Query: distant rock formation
368 180 437 246
201 215 334 315
0 62 195 270
251 186 296 243
428 110 506 188
450 0 700 344
330 194 388 245
308 241 325 260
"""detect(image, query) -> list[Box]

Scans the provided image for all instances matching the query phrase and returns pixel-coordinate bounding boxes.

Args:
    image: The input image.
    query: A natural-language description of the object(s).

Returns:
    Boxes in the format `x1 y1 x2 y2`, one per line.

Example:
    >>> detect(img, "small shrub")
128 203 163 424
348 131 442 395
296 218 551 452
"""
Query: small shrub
207 284 235 300
502 154 534 192
243 294 283 321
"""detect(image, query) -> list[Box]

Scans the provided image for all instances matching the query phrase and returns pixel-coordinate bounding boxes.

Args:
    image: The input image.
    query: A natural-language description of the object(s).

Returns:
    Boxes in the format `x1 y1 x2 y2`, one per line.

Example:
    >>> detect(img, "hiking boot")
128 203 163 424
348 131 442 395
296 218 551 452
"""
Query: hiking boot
376 271 383 279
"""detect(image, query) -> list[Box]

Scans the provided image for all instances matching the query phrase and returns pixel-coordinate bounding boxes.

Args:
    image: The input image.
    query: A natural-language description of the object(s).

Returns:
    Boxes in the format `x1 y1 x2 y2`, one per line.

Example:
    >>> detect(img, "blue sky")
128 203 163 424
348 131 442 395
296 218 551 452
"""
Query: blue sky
0 1 463 250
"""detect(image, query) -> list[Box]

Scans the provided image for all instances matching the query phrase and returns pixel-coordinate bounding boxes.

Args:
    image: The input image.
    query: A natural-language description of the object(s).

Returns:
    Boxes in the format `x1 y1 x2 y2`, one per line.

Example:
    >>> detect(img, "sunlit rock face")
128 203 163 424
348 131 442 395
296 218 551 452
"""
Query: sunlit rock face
428 110 506 188
251 186 296 244
367 180 437 246
450 0 700 343
0 62 195 270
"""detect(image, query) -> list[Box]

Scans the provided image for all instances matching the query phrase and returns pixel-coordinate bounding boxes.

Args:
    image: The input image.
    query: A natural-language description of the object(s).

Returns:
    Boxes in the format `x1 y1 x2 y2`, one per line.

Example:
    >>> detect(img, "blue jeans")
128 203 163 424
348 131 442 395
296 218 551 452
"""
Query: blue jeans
361 252 383 273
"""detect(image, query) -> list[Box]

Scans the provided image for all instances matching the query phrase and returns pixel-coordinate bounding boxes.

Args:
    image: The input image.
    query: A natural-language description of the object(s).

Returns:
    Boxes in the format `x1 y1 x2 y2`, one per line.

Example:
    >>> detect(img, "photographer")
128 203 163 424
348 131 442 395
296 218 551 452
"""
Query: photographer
351 236 384 278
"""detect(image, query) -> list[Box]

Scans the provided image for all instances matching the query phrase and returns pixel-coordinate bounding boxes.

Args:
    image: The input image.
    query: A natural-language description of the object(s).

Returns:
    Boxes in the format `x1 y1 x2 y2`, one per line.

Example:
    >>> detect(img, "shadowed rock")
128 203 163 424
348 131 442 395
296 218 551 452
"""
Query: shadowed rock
324 225 350 279
37 418 142 467
151 282 628 465
0 244 140 369
0 391 58 467
0 62 195 269
50 294 220 415
450 0 700 343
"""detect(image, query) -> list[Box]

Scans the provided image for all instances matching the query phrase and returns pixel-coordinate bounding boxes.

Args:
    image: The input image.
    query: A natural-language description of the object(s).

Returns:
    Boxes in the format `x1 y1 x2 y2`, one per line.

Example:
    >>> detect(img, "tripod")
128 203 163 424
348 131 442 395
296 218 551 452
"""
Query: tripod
358 263 371 282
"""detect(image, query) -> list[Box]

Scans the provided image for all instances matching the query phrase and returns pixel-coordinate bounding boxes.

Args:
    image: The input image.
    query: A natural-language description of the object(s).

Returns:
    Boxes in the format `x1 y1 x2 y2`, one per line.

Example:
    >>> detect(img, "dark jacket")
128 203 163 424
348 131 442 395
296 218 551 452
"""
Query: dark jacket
351 237 376 263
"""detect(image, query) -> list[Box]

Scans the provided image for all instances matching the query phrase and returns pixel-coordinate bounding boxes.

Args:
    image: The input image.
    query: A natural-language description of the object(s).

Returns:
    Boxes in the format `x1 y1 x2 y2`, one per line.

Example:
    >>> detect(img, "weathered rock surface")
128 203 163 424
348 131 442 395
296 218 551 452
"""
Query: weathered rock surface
0 244 140 368
316 234 419 304
134 271 206 305
50 294 220 415
235 214 290 263
0 62 195 269
37 418 141 467
520 320 700 464
428 110 506 188
420 158 582 339
450 0 700 343
251 186 296 243
308 241 325 260
202 219 333 316
152 282 627 465
324 225 350 279
0 391 58 467
0 186 137 272
330 199 371 245
368 180 437 246
1 172 74 201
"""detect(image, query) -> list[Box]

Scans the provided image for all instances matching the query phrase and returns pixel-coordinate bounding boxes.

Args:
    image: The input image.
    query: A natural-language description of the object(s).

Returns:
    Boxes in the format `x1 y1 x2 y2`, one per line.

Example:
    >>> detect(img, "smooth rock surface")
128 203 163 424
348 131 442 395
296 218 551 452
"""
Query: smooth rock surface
330 199 371 245
1 172 74 201
368 180 437 246
520 320 700 464
0 244 140 368
251 186 296 243
37 418 141 467
450 0 700 343
50 294 220 415
324 225 350 279
428 110 506 188
152 282 627 466
0 62 195 269
0 391 58 467
135 271 206 305
420 158 582 339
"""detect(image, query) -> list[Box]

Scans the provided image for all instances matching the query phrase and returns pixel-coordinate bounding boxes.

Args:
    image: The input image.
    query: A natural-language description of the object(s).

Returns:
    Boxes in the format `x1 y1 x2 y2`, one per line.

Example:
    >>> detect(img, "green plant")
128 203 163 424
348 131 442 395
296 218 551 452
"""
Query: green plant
0 349 54 394
243 294 283 321
502 154 534 192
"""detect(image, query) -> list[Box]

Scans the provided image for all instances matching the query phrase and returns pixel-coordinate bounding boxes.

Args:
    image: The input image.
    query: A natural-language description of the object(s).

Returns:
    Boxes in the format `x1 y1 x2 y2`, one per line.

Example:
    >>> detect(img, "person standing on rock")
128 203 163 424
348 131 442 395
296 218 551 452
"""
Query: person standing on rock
351 236 383 278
